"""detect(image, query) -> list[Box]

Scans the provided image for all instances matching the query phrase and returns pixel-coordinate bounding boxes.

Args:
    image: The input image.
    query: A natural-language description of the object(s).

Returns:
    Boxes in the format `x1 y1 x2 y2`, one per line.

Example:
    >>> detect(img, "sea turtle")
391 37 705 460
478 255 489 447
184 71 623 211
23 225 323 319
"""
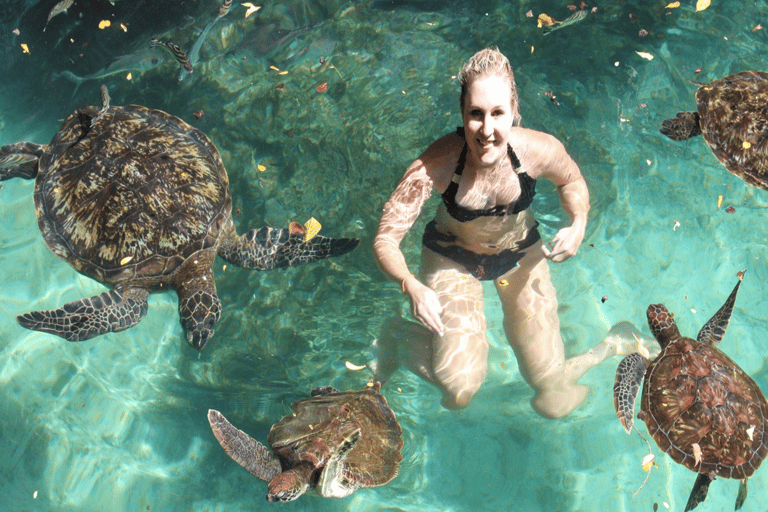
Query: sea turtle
614 273 768 511
207 382 403 502
0 87 358 349
660 71 768 190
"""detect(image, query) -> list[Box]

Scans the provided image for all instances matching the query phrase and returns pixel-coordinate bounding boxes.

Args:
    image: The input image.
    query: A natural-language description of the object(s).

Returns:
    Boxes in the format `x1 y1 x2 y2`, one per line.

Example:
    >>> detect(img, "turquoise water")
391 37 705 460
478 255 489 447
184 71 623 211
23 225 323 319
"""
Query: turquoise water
2 0 768 510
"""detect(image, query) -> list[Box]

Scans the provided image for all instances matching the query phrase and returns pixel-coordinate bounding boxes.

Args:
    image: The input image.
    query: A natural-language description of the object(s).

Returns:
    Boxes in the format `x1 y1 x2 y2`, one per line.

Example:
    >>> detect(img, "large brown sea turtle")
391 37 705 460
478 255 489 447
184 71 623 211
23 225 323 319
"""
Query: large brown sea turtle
614 273 768 511
660 71 768 190
0 87 358 349
207 382 403 502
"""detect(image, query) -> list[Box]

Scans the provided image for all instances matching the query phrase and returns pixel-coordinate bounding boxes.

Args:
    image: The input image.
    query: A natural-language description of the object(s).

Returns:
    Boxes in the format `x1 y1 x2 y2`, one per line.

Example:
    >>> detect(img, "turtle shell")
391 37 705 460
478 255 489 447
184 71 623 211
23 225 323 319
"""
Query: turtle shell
696 70 768 189
34 104 231 286
267 384 403 488
639 335 768 479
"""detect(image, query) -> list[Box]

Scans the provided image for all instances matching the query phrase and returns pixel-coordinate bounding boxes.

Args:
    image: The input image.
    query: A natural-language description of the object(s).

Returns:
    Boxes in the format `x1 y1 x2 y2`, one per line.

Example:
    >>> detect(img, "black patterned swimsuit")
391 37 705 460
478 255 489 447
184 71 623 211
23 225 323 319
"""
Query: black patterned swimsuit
422 129 541 281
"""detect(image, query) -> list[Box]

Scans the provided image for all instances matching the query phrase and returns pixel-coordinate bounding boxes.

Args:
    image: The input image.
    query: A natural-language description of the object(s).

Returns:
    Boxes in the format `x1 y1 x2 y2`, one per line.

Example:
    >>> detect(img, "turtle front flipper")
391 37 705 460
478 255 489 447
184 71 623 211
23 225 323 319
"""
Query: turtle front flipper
0 142 46 180
613 353 647 434
696 272 744 347
17 288 149 341
207 410 282 482
318 426 362 498
660 111 702 141
175 250 221 350
218 226 359 270
685 472 712 512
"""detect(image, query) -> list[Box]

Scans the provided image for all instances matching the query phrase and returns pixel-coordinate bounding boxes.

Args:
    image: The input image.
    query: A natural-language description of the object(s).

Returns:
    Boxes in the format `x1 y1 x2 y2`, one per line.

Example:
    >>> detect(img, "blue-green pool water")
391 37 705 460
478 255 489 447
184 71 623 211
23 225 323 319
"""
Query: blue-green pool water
2 0 768 510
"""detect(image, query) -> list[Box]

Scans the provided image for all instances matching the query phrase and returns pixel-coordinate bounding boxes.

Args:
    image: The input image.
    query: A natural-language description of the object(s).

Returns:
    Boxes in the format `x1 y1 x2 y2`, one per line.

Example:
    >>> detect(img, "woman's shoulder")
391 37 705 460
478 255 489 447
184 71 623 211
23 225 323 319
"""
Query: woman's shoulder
417 131 464 170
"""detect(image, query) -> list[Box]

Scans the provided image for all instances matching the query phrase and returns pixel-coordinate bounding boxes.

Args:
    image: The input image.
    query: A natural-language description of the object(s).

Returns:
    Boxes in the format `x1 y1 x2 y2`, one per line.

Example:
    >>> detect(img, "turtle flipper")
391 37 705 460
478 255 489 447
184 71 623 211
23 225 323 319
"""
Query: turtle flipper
696 272 744 347
613 353 647 434
219 226 359 270
735 478 747 510
317 426 362 498
17 288 149 341
685 472 712 512
207 409 282 483
660 111 702 141
311 386 340 396
0 142 45 180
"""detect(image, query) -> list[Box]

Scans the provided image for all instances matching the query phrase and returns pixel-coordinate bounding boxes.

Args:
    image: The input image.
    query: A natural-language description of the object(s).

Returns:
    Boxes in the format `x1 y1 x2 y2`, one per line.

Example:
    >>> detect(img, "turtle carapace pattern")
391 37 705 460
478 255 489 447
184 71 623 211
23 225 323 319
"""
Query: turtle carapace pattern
613 273 768 511
0 88 359 349
207 382 403 502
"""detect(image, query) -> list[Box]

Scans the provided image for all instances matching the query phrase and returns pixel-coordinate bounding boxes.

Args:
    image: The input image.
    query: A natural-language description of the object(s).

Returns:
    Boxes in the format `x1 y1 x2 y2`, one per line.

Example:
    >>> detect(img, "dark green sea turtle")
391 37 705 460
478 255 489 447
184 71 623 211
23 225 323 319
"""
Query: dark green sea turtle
614 273 768 511
0 87 358 349
660 71 768 190
207 382 403 502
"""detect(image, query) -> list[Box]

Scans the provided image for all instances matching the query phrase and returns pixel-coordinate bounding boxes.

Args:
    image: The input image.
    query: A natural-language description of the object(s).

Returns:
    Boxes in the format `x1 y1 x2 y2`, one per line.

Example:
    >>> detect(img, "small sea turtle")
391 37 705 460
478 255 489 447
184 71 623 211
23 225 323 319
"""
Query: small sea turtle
0 87 358 349
208 382 403 502
614 273 768 511
660 71 768 190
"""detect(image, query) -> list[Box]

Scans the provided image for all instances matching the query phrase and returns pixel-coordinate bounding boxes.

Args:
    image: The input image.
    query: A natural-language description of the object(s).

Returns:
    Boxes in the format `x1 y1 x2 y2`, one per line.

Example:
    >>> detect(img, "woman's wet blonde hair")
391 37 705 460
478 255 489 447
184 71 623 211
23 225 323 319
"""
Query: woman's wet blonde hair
458 47 521 126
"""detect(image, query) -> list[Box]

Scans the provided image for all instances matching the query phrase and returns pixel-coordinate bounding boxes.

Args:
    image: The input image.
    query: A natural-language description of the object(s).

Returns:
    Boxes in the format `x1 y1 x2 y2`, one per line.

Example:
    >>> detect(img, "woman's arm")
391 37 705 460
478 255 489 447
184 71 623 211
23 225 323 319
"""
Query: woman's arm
514 129 590 262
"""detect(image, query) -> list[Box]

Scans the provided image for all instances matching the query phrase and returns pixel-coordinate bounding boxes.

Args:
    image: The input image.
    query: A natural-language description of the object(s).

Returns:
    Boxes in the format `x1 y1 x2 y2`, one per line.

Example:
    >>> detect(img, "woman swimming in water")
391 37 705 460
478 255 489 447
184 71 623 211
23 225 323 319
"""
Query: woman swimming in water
373 47 642 418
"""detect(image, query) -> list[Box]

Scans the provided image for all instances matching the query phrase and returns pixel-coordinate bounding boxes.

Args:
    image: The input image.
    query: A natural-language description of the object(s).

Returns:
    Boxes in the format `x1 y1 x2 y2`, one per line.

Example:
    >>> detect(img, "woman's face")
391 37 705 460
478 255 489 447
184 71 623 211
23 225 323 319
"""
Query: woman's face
461 74 515 169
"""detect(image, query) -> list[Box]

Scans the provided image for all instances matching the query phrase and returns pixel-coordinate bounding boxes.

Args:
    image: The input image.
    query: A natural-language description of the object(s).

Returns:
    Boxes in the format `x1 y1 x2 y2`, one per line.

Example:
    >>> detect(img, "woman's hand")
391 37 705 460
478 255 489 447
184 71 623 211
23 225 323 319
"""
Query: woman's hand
542 223 585 263
403 276 444 335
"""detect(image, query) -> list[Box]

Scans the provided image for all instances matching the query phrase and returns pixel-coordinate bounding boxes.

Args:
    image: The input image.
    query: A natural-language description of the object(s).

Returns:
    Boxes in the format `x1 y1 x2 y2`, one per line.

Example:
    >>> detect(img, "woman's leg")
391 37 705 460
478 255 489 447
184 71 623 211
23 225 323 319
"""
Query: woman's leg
495 242 615 418
373 249 489 409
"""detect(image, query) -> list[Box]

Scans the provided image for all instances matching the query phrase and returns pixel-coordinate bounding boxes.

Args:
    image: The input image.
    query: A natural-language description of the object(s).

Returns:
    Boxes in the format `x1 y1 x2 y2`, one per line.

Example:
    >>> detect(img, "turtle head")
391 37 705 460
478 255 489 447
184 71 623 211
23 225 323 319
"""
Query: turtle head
267 469 310 502
178 289 221 349
647 303 681 348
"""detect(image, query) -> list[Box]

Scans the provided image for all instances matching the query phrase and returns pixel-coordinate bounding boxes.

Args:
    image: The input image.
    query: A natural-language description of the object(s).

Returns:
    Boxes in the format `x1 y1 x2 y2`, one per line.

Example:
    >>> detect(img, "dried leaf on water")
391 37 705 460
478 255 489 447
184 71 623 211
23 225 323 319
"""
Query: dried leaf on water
717 195 723 208
695 0 711 12
289 221 305 235
752 24 763 32
692 442 702 466
257 164 266 172
665 1 680 8
635 51 654 60
20 43 30 54
98 20 111 29
537 13 558 28
345 361 366 371
316 82 328 93
303 217 321 242
242 3 261 18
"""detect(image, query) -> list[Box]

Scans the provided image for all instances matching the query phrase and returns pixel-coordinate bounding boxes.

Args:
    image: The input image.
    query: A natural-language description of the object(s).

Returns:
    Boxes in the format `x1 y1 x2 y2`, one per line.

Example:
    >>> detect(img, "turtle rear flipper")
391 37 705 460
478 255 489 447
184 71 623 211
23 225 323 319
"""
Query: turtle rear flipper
697 272 744 347
660 111 702 141
318 426 362 498
735 478 747 510
0 142 45 180
17 288 149 341
685 472 712 512
207 409 282 482
219 226 359 270
613 353 647 434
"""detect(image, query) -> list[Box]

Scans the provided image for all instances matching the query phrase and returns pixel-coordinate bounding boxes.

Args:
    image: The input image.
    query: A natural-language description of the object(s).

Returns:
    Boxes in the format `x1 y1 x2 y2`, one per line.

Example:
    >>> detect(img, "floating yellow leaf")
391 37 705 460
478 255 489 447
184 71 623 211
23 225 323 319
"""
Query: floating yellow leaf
752 24 763 33
20 43 30 54
635 51 654 60
530 46 534 53
695 0 710 11
243 2 261 18
278 70 288 75
642 453 656 472
537 13 558 28
665 1 680 8
126 72 132 80
257 164 266 172
498 279 509 286
345 361 366 371
303 217 321 242
120 255 133 265
717 195 723 208
120 23 128 32
743 141 752 149
98 20 111 29
269 65 280 72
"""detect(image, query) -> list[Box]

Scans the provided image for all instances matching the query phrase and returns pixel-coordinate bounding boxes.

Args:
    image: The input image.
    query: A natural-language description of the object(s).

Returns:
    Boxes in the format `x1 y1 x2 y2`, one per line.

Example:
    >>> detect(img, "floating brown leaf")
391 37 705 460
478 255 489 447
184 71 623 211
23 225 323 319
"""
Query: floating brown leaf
316 82 328 93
